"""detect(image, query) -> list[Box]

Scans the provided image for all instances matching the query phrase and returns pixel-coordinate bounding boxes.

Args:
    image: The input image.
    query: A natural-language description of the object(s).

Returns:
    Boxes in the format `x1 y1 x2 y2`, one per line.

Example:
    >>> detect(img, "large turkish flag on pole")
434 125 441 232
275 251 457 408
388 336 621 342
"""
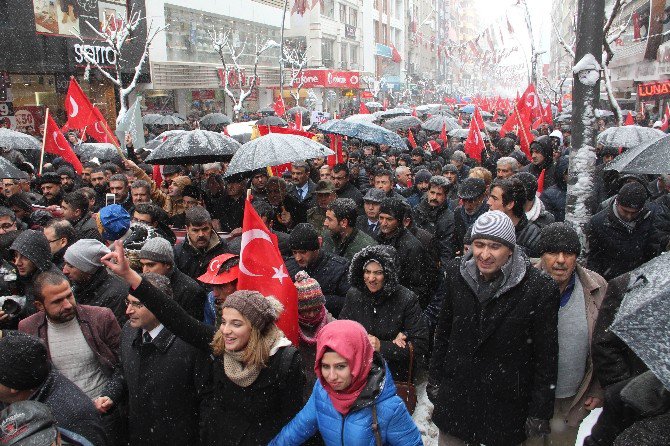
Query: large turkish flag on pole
238 199 299 345
65 78 96 129
43 113 83 174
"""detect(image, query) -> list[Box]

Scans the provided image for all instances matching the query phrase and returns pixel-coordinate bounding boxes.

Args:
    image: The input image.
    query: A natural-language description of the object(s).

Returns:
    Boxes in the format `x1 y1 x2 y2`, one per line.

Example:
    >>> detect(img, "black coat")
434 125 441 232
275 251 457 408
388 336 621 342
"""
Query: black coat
452 203 489 255
412 198 456 265
355 215 380 238
592 273 648 388
211 194 245 233
169 267 208 321
71 213 103 242
129 280 305 446
106 324 208 446
288 179 318 210
515 215 542 258
174 234 230 280
73 267 129 327
336 182 364 208
286 251 350 317
540 185 567 222
586 204 658 281
652 193 670 251
428 250 559 446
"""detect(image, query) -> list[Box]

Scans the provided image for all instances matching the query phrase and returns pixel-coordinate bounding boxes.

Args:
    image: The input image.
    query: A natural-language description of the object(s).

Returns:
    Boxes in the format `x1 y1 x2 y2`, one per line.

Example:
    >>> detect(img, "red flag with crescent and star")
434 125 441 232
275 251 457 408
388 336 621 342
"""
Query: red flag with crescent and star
43 114 83 173
65 78 95 130
238 199 299 345
464 113 485 163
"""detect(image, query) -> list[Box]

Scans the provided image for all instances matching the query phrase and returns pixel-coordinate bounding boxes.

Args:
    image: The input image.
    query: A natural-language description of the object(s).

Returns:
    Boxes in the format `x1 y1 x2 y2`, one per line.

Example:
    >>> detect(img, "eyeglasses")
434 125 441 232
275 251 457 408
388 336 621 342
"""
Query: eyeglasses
47 237 65 244
0 223 15 231
124 299 145 309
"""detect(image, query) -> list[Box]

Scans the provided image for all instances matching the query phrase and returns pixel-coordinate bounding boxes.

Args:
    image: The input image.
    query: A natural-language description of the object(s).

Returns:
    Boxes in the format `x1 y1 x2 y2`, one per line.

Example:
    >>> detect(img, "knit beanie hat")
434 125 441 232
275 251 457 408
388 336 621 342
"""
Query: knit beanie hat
63 239 110 273
222 290 283 332
56 165 75 179
10 230 52 273
538 222 581 255
37 172 60 187
138 237 175 265
414 169 432 184
617 182 647 210
470 211 516 249
289 223 320 251
294 271 326 311
379 197 406 220
0 333 50 390
97 204 131 241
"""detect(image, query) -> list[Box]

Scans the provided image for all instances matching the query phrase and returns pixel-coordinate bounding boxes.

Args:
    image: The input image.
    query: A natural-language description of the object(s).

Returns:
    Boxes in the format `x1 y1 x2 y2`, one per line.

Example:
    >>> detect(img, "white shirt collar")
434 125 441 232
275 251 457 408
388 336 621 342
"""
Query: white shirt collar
144 324 164 339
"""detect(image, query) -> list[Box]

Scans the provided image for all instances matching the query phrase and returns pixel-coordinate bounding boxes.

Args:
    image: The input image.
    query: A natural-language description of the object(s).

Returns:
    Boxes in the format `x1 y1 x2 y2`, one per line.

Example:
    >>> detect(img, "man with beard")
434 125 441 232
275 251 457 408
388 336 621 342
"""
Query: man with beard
38 172 64 207
403 169 432 208
452 178 489 255
250 168 269 201
62 190 103 241
331 163 363 207
321 198 377 261
108 174 133 212
90 167 109 211
57 165 77 193
44 219 76 269
413 175 456 266
81 162 97 187
18 269 121 445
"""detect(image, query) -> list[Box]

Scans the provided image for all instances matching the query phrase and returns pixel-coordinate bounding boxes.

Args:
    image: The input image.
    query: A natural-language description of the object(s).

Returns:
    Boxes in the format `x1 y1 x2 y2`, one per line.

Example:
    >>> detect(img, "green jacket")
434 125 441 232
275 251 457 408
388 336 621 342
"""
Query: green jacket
321 228 377 261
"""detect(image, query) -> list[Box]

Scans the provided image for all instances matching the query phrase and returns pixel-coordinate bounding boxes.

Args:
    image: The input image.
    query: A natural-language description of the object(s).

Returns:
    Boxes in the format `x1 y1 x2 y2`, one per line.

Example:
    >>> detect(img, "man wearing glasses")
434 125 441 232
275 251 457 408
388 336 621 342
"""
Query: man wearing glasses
0 206 18 234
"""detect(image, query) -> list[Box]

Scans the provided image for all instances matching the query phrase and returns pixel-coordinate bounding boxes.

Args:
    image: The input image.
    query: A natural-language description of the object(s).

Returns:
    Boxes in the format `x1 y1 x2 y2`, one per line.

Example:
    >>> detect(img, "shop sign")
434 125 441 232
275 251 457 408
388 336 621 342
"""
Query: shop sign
290 70 360 89
345 25 356 39
375 44 392 58
72 43 117 66
0 102 14 129
638 79 670 98
217 69 261 88
2 106 46 136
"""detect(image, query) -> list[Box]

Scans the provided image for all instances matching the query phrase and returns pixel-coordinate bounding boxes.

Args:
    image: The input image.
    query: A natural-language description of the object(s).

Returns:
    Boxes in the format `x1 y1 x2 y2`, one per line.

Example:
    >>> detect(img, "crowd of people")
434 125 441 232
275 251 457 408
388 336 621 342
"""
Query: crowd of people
0 109 667 446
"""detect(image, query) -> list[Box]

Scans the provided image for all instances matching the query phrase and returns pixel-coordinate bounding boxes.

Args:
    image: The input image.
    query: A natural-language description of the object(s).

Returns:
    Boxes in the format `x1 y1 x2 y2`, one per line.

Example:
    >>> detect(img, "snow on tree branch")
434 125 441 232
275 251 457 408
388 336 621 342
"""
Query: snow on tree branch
552 21 575 59
284 46 309 106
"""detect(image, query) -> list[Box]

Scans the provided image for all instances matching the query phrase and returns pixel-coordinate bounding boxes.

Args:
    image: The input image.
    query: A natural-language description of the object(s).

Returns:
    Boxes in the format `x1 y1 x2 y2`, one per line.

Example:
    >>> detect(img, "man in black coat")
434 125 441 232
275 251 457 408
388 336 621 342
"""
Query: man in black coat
412 175 456 266
452 177 489 256
261 176 307 233
428 211 559 446
96 273 208 446
288 161 318 210
586 182 659 281
285 223 351 317
521 135 556 190
62 190 104 242
331 163 363 208
377 198 438 309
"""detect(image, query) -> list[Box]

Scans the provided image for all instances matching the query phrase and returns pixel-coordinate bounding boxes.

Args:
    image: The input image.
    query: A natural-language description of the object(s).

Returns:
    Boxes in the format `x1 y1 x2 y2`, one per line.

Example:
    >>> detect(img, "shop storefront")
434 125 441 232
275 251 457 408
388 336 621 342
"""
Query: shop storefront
282 69 362 113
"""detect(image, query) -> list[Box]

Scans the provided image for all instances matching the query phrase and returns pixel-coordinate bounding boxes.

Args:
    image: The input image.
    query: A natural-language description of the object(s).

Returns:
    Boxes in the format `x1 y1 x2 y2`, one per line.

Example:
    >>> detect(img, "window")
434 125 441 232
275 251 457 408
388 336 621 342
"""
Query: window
340 42 348 68
382 24 389 44
339 3 347 22
350 45 358 65
322 0 335 18
322 39 334 68
374 20 379 43
349 8 358 27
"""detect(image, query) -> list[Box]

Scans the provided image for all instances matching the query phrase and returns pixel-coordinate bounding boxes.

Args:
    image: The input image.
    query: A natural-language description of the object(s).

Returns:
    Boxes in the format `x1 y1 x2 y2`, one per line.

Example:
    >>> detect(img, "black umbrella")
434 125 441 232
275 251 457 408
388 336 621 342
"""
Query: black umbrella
373 108 412 119
0 128 41 151
256 116 288 127
75 143 127 163
153 115 185 126
0 156 25 178
421 115 461 132
611 252 670 390
605 134 670 175
200 113 231 126
598 125 665 150
145 130 241 165
258 106 276 116
382 116 422 131
142 114 162 125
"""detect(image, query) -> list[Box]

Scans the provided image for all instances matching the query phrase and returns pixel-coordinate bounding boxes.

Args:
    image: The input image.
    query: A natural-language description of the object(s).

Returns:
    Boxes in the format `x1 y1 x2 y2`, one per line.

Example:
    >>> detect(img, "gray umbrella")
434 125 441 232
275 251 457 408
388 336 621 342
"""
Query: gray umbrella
0 128 42 151
597 125 665 149
75 143 127 163
373 108 412 119
258 106 276 115
153 115 185 126
318 119 406 149
256 116 288 127
226 134 334 176
200 113 232 126
611 252 670 390
421 115 461 132
142 114 163 125
382 116 422 131
145 130 240 165
0 156 25 178
448 128 488 140
605 134 670 175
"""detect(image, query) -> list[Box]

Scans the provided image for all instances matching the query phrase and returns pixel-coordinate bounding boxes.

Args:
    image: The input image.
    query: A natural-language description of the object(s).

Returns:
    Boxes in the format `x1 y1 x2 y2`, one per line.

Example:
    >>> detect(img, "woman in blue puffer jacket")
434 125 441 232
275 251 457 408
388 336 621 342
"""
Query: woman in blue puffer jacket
270 319 422 446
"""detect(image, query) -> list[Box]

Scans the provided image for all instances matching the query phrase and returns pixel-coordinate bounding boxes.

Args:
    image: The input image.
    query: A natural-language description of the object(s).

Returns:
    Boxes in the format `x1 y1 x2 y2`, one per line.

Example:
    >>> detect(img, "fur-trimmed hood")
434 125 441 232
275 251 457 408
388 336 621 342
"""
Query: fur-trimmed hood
348 245 400 298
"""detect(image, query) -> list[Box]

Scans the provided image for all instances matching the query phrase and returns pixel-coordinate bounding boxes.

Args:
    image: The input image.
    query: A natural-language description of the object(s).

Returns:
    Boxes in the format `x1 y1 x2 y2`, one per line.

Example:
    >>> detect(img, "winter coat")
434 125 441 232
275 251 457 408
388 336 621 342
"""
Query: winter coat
71 213 103 242
340 246 429 382
412 198 456 265
336 182 364 208
288 179 318 210
515 215 542 258
30 369 109 446
429 248 560 446
452 203 489 255
212 194 245 233
593 273 648 388
269 355 422 446
19 304 120 378
321 228 377 261
72 267 129 327
168 267 207 321
377 228 438 309
104 323 209 446
652 193 670 251
540 156 569 222
174 232 230 280
266 194 308 233
286 251 351 317
586 203 658 281
307 206 327 230
355 215 380 238
128 279 306 446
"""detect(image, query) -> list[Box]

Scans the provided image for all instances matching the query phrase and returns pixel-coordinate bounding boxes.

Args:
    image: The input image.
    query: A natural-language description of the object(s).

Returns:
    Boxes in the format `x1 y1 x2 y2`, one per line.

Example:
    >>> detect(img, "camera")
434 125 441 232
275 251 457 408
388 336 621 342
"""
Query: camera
0 296 25 317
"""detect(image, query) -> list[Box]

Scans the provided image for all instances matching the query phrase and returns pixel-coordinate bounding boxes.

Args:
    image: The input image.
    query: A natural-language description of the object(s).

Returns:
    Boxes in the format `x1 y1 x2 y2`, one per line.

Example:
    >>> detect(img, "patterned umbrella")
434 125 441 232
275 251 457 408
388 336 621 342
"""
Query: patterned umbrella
597 125 665 149
318 119 406 149
605 134 670 175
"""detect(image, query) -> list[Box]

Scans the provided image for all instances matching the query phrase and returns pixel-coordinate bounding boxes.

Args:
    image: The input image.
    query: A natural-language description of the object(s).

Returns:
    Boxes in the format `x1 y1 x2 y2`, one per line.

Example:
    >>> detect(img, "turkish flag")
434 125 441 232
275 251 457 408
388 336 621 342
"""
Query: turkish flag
473 107 486 131
272 97 286 117
624 111 634 126
328 134 343 168
543 101 554 126
238 199 299 345
661 104 670 131
65 78 96 130
516 107 535 160
537 169 546 195
464 117 484 163
84 107 119 145
359 102 370 114
152 164 163 189
293 112 303 131
518 84 543 120
408 129 417 148
44 114 83 174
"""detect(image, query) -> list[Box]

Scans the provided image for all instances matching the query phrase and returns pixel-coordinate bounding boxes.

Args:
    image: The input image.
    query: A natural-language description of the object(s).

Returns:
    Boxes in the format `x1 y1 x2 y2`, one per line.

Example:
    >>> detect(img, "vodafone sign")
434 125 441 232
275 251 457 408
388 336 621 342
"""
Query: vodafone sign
291 69 360 89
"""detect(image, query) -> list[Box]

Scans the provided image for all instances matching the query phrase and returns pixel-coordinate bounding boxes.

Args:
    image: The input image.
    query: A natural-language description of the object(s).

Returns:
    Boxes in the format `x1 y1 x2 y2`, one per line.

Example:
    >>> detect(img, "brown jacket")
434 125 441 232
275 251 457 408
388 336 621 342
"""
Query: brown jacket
18 304 121 377
130 163 186 218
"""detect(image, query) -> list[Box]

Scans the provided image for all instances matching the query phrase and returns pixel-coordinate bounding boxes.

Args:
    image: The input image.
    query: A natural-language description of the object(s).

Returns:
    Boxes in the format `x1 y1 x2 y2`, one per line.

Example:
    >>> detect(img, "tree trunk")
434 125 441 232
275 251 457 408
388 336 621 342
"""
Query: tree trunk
565 0 605 259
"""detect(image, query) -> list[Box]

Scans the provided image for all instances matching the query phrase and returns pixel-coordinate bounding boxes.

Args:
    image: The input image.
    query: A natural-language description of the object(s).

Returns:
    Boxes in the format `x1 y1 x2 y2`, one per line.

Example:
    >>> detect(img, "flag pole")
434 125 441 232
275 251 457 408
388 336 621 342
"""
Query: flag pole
513 103 531 153
39 108 49 176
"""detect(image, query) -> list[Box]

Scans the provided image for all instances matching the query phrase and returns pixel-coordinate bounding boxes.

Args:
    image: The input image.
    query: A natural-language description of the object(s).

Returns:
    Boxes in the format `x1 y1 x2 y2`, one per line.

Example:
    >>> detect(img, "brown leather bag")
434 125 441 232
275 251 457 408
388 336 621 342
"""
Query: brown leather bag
394 341 417 414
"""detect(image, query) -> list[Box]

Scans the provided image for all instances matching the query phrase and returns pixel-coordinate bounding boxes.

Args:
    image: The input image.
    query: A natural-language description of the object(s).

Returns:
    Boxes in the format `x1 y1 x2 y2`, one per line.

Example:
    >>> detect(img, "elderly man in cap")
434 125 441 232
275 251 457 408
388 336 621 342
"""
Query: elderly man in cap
429 211 559 446
321 198 377 261
449 150 470 181
452 177 489 256
63 239 129 326
285 223 350 317
529 222 607 446
37 172 64 207
199 253 240 326
587 181 659 280
413 175 456 266
306 180 337 229
441 164 461 202
355 188 385 237
0 333 108 445
137 237 207 321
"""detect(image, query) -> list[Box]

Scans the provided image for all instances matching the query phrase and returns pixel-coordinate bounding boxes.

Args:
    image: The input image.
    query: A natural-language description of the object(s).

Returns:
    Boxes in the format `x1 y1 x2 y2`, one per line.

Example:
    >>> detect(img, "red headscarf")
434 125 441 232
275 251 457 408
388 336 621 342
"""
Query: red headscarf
314 320 374 415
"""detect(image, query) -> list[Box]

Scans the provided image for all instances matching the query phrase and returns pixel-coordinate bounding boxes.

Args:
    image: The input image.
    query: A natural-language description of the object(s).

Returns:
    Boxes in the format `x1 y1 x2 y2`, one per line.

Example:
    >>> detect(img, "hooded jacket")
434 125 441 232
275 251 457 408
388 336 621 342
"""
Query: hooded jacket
10 230 57 316
413 197 456 265
340 246 429 382
522 136 556 189
174 231 230 280
541 156 568 222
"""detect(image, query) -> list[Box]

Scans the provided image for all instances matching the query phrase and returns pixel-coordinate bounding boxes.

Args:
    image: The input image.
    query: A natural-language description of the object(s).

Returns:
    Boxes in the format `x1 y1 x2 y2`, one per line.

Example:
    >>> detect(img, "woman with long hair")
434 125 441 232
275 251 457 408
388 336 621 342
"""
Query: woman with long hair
270 319 422 445
101 240 305 446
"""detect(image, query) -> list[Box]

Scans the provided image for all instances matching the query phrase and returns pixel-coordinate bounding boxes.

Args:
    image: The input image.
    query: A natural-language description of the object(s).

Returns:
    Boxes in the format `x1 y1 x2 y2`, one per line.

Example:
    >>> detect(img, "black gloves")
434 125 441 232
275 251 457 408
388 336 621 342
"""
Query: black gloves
524 417 550 438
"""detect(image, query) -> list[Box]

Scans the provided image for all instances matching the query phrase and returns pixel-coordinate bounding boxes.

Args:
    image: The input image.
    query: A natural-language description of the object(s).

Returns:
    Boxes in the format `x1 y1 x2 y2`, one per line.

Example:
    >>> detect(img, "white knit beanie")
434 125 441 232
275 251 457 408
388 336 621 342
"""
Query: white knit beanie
470 211 516 249
63 239 110 273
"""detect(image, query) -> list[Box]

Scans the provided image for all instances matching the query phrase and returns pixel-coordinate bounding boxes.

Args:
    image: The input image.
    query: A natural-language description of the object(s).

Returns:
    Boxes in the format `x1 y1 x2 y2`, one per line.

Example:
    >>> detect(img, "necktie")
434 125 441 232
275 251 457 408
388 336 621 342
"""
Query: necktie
143 332 152 344
299 188 305 200
369 223 377 233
